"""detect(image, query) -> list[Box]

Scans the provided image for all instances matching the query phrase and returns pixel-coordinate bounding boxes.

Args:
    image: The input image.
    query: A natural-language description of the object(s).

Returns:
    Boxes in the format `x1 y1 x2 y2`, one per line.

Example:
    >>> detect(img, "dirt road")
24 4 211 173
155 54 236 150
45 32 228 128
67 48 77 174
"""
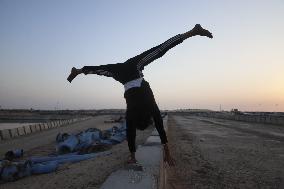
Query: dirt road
167 115 284 189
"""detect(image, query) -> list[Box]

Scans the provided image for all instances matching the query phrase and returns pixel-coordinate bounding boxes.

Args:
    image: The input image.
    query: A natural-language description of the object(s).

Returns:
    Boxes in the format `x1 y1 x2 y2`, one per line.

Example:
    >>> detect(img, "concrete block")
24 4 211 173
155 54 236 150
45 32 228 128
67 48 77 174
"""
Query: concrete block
100 170 154 189
30 125 37 133
49 122 53 128
144 136 161 146
46 122 51 128
136 145 161 166
35 124 41 131
10 128 19 138
100 140 161 189
39 124 43 130
24 125 31 134
1 130 11 139
17 127 26 136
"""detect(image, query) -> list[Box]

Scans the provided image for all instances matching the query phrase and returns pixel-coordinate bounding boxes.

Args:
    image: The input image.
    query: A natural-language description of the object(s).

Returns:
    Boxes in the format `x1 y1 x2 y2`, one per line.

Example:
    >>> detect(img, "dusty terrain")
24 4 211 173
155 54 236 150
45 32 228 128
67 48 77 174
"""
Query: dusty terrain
1 115 154 189
167 115 284 189
3 114 284 189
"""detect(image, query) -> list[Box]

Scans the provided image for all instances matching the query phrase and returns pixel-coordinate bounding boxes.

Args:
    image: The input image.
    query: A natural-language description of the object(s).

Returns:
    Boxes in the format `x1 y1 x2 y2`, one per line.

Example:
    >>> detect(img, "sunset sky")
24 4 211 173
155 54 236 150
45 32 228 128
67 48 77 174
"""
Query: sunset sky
0 0 283 111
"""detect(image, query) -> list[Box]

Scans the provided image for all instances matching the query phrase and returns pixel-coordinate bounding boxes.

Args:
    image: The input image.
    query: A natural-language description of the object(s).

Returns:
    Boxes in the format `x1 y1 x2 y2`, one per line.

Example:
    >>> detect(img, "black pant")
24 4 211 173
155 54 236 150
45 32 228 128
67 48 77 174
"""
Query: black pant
124 80 168 152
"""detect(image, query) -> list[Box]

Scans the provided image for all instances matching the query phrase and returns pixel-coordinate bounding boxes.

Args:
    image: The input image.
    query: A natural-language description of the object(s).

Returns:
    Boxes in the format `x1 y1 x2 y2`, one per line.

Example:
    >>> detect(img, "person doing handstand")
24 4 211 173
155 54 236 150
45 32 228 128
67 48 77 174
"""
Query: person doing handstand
67 24 213 165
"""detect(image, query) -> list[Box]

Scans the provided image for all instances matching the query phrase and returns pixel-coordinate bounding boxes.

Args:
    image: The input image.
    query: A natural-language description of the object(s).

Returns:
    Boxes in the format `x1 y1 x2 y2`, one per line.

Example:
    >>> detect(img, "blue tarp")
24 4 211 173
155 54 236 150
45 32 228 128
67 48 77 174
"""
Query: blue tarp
55 122 126 154
0 122 126 183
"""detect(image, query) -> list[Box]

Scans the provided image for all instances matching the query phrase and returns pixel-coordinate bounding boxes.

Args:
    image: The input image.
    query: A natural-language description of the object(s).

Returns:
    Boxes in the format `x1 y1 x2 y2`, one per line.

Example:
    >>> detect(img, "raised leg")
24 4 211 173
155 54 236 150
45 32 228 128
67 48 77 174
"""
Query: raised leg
183 24 213 39
67 67 83 83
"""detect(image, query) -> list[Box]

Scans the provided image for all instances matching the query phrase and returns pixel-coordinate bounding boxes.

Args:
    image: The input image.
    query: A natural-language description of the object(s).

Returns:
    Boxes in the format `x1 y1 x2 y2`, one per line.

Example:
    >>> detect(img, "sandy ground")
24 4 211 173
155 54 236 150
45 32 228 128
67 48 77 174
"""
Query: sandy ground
1 115 154 189
167 115 284 189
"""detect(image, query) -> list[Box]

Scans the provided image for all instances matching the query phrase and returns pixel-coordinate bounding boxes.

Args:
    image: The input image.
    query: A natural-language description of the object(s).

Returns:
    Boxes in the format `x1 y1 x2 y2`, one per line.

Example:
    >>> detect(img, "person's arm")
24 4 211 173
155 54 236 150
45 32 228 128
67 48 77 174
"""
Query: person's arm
151 104 175 166
126 121 137 163
163 143 175 166
67 64 116 83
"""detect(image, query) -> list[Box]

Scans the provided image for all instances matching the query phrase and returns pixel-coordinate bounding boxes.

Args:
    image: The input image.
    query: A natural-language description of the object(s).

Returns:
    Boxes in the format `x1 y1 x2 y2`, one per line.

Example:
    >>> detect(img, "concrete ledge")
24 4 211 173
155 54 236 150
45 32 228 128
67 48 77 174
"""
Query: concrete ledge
100 117 168 189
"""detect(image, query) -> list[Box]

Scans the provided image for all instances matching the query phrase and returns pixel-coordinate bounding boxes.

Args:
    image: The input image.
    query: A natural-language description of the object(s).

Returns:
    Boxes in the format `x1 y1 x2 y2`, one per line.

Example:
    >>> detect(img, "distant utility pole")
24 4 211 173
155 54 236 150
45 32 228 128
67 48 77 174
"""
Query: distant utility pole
219 104 222 111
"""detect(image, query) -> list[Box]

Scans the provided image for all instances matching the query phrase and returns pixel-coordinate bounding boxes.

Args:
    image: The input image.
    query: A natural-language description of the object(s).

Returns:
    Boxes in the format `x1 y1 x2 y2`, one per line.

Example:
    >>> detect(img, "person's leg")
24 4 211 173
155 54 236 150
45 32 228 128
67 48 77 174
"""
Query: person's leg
131 24 213 70
67 67 83 82
67 64 116 83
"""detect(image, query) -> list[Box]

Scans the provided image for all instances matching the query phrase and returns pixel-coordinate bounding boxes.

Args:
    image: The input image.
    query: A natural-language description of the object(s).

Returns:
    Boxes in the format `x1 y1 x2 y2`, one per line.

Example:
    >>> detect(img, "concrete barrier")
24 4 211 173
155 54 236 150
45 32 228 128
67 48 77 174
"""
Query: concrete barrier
1 130 11 140
36 124 41 131
43 123 48 130
30 125 37 133
0 117 91 141
17 127 26 136
47 122 52 128
10 128 19 138
24 125 31 134
200 112 284 126
0 131 3 140
39 124 45 130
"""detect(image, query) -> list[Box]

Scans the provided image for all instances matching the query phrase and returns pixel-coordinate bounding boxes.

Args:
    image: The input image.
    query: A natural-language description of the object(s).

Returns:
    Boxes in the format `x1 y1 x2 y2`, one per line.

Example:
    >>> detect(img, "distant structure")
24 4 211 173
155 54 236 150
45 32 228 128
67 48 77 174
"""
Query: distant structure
231 108 243 115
